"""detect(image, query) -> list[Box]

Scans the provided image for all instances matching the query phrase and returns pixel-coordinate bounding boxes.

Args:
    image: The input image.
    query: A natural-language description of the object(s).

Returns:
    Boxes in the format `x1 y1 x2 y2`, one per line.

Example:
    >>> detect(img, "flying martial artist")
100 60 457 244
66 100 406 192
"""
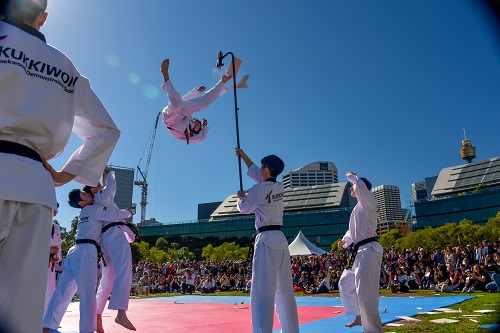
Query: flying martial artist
160 57 240 144
84 168 137 332
338 172 383 333
43 187 132 333
44 203 62 317
235 148 299 333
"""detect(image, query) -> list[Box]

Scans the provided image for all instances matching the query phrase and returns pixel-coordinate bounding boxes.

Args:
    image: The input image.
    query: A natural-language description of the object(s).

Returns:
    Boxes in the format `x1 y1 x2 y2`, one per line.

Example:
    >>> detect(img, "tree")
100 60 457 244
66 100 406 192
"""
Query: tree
379 229 403 249
201 242 248 261
61 216 78 255
148 247 167 263
485 211 500 241
155 237 169 252
331 239 342 252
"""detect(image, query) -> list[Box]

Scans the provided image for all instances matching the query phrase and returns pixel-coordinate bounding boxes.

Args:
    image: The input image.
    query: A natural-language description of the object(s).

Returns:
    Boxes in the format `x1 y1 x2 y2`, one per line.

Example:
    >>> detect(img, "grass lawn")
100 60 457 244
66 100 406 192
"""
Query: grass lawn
132 289 500 332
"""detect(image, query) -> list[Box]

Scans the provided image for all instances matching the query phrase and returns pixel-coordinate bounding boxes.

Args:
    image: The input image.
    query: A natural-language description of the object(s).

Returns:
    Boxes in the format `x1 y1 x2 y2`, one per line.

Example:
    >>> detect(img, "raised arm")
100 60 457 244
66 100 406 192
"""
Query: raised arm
235 148 254 169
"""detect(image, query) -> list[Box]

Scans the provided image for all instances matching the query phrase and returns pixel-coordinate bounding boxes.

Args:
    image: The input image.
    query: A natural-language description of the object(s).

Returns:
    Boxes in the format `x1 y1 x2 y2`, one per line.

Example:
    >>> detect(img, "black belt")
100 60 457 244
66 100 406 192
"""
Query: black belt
75 239 106 267
102 221 127 234
346 237 378 269
258 225 281 233
0 140 42 163
247 225 282 262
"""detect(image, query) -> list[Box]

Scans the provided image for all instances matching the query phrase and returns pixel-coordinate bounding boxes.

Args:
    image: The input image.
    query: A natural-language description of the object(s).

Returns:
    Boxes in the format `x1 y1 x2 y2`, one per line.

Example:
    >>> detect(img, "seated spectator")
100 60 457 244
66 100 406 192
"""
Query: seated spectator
171 277 181 293
451 268 465 291
464 264 492 292
139 272 151 295
304 270 330 294
409 264 422 290
421 267 434 289
386 268 397 290
329 270 340 291
219 274 231 292
419 248 433 268
430 264 453 293
202 275 217 294
390 268 409 293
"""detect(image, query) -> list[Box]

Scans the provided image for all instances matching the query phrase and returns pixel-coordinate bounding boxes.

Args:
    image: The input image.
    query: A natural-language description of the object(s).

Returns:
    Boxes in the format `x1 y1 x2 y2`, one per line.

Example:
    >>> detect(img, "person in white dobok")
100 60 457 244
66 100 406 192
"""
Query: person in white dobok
236 148 299 333
44 203 62 316
88 168 136 332
160 58 240 144
0 1 120 332
338 172 383 333
43 188 132 333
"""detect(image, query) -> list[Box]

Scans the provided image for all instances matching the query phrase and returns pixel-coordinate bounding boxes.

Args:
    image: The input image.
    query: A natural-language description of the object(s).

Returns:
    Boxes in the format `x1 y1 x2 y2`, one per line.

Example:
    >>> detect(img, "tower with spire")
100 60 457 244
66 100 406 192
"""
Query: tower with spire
460 128 476 163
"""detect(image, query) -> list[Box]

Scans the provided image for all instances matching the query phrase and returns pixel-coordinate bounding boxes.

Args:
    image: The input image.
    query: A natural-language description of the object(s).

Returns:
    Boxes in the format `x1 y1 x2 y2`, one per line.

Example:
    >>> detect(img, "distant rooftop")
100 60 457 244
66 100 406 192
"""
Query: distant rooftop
210 182 350 219
431 157 500 197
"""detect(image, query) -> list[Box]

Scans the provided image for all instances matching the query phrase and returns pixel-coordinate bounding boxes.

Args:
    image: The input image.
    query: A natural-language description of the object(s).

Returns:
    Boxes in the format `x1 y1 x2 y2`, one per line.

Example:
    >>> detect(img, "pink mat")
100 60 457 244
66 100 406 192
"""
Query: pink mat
57 299 343 333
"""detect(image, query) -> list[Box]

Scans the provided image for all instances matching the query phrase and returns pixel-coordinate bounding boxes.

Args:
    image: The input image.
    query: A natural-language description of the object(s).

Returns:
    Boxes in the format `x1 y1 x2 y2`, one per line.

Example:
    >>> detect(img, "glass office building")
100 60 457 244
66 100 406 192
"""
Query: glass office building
413 157 500 229
139 182 354 257
139 207 353 258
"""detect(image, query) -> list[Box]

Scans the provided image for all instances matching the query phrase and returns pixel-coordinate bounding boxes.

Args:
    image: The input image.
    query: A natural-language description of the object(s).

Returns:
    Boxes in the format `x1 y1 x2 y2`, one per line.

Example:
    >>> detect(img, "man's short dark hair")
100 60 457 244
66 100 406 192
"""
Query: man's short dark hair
360 177 372 191
68 189 82 209
261 155 284 178
5 0 47 23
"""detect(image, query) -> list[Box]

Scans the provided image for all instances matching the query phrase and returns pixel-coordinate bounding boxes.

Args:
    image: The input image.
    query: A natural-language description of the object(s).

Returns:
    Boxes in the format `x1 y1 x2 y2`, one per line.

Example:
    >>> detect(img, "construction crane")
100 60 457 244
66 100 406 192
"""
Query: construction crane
135 112 161 225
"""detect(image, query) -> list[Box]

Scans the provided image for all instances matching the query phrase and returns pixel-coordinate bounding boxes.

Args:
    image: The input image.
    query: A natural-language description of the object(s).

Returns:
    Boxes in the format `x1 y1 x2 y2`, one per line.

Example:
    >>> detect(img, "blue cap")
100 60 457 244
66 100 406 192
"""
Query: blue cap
261 155 284 177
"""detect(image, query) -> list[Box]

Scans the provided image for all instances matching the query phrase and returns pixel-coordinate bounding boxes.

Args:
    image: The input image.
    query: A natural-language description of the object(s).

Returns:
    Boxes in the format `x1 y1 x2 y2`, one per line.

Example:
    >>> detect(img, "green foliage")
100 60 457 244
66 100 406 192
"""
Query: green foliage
331 239 342 252
201 242 249 261
379 229 403 249
61 216 78 255
155 237 169 252
148 247 167 263
376 212 500 251
132 239 194 263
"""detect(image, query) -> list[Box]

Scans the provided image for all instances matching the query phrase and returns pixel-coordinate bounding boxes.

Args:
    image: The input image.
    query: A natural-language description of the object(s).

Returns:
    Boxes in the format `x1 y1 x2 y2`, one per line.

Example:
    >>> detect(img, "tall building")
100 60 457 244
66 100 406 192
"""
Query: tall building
282 161 338 188
108 165 135 219
411 176 437 202
372 185 403 222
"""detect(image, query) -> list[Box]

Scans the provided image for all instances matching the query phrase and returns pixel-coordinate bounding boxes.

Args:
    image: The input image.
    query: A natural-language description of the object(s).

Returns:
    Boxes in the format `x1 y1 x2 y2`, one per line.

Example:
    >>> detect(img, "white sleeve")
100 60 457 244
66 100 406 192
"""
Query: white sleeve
61 77 120 187
99 171 117 204
182 87 201 100
237 183 262 214
247 164 262 184
347 174 378 212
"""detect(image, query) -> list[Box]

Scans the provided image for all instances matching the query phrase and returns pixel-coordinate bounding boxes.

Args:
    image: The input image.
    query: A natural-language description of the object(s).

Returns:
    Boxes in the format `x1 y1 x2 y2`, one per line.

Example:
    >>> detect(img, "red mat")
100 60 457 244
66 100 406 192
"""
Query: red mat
57 299 343 333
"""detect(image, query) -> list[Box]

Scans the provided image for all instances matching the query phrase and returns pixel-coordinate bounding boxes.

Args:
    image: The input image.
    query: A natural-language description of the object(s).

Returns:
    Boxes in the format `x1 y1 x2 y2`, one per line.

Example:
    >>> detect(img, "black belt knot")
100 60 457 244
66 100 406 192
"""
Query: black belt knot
0 140 42 163
345 236 378 269
75 239 106 267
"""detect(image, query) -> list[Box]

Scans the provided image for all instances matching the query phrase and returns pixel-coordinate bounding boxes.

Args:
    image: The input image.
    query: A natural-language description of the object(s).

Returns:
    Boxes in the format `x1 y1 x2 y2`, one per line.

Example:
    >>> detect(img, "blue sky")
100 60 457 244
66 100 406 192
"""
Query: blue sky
42 0 500 231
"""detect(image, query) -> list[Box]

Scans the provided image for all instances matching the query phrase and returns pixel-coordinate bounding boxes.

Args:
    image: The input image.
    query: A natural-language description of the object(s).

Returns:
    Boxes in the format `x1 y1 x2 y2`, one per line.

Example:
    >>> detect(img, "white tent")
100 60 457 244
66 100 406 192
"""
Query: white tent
288 230 327 256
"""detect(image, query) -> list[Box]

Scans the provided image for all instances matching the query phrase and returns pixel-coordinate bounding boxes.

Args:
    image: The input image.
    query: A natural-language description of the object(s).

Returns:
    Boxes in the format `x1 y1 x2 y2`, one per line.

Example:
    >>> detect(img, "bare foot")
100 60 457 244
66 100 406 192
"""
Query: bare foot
161 59 169 82
221 74 231 83
97 314 105 333
197 86 206 92
115 311 136 331
345 315 362 328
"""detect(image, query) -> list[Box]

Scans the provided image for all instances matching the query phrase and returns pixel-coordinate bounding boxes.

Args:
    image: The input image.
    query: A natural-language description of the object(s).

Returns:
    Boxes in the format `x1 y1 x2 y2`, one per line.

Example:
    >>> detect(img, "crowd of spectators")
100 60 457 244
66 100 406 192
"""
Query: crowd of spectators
129 239 500 296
